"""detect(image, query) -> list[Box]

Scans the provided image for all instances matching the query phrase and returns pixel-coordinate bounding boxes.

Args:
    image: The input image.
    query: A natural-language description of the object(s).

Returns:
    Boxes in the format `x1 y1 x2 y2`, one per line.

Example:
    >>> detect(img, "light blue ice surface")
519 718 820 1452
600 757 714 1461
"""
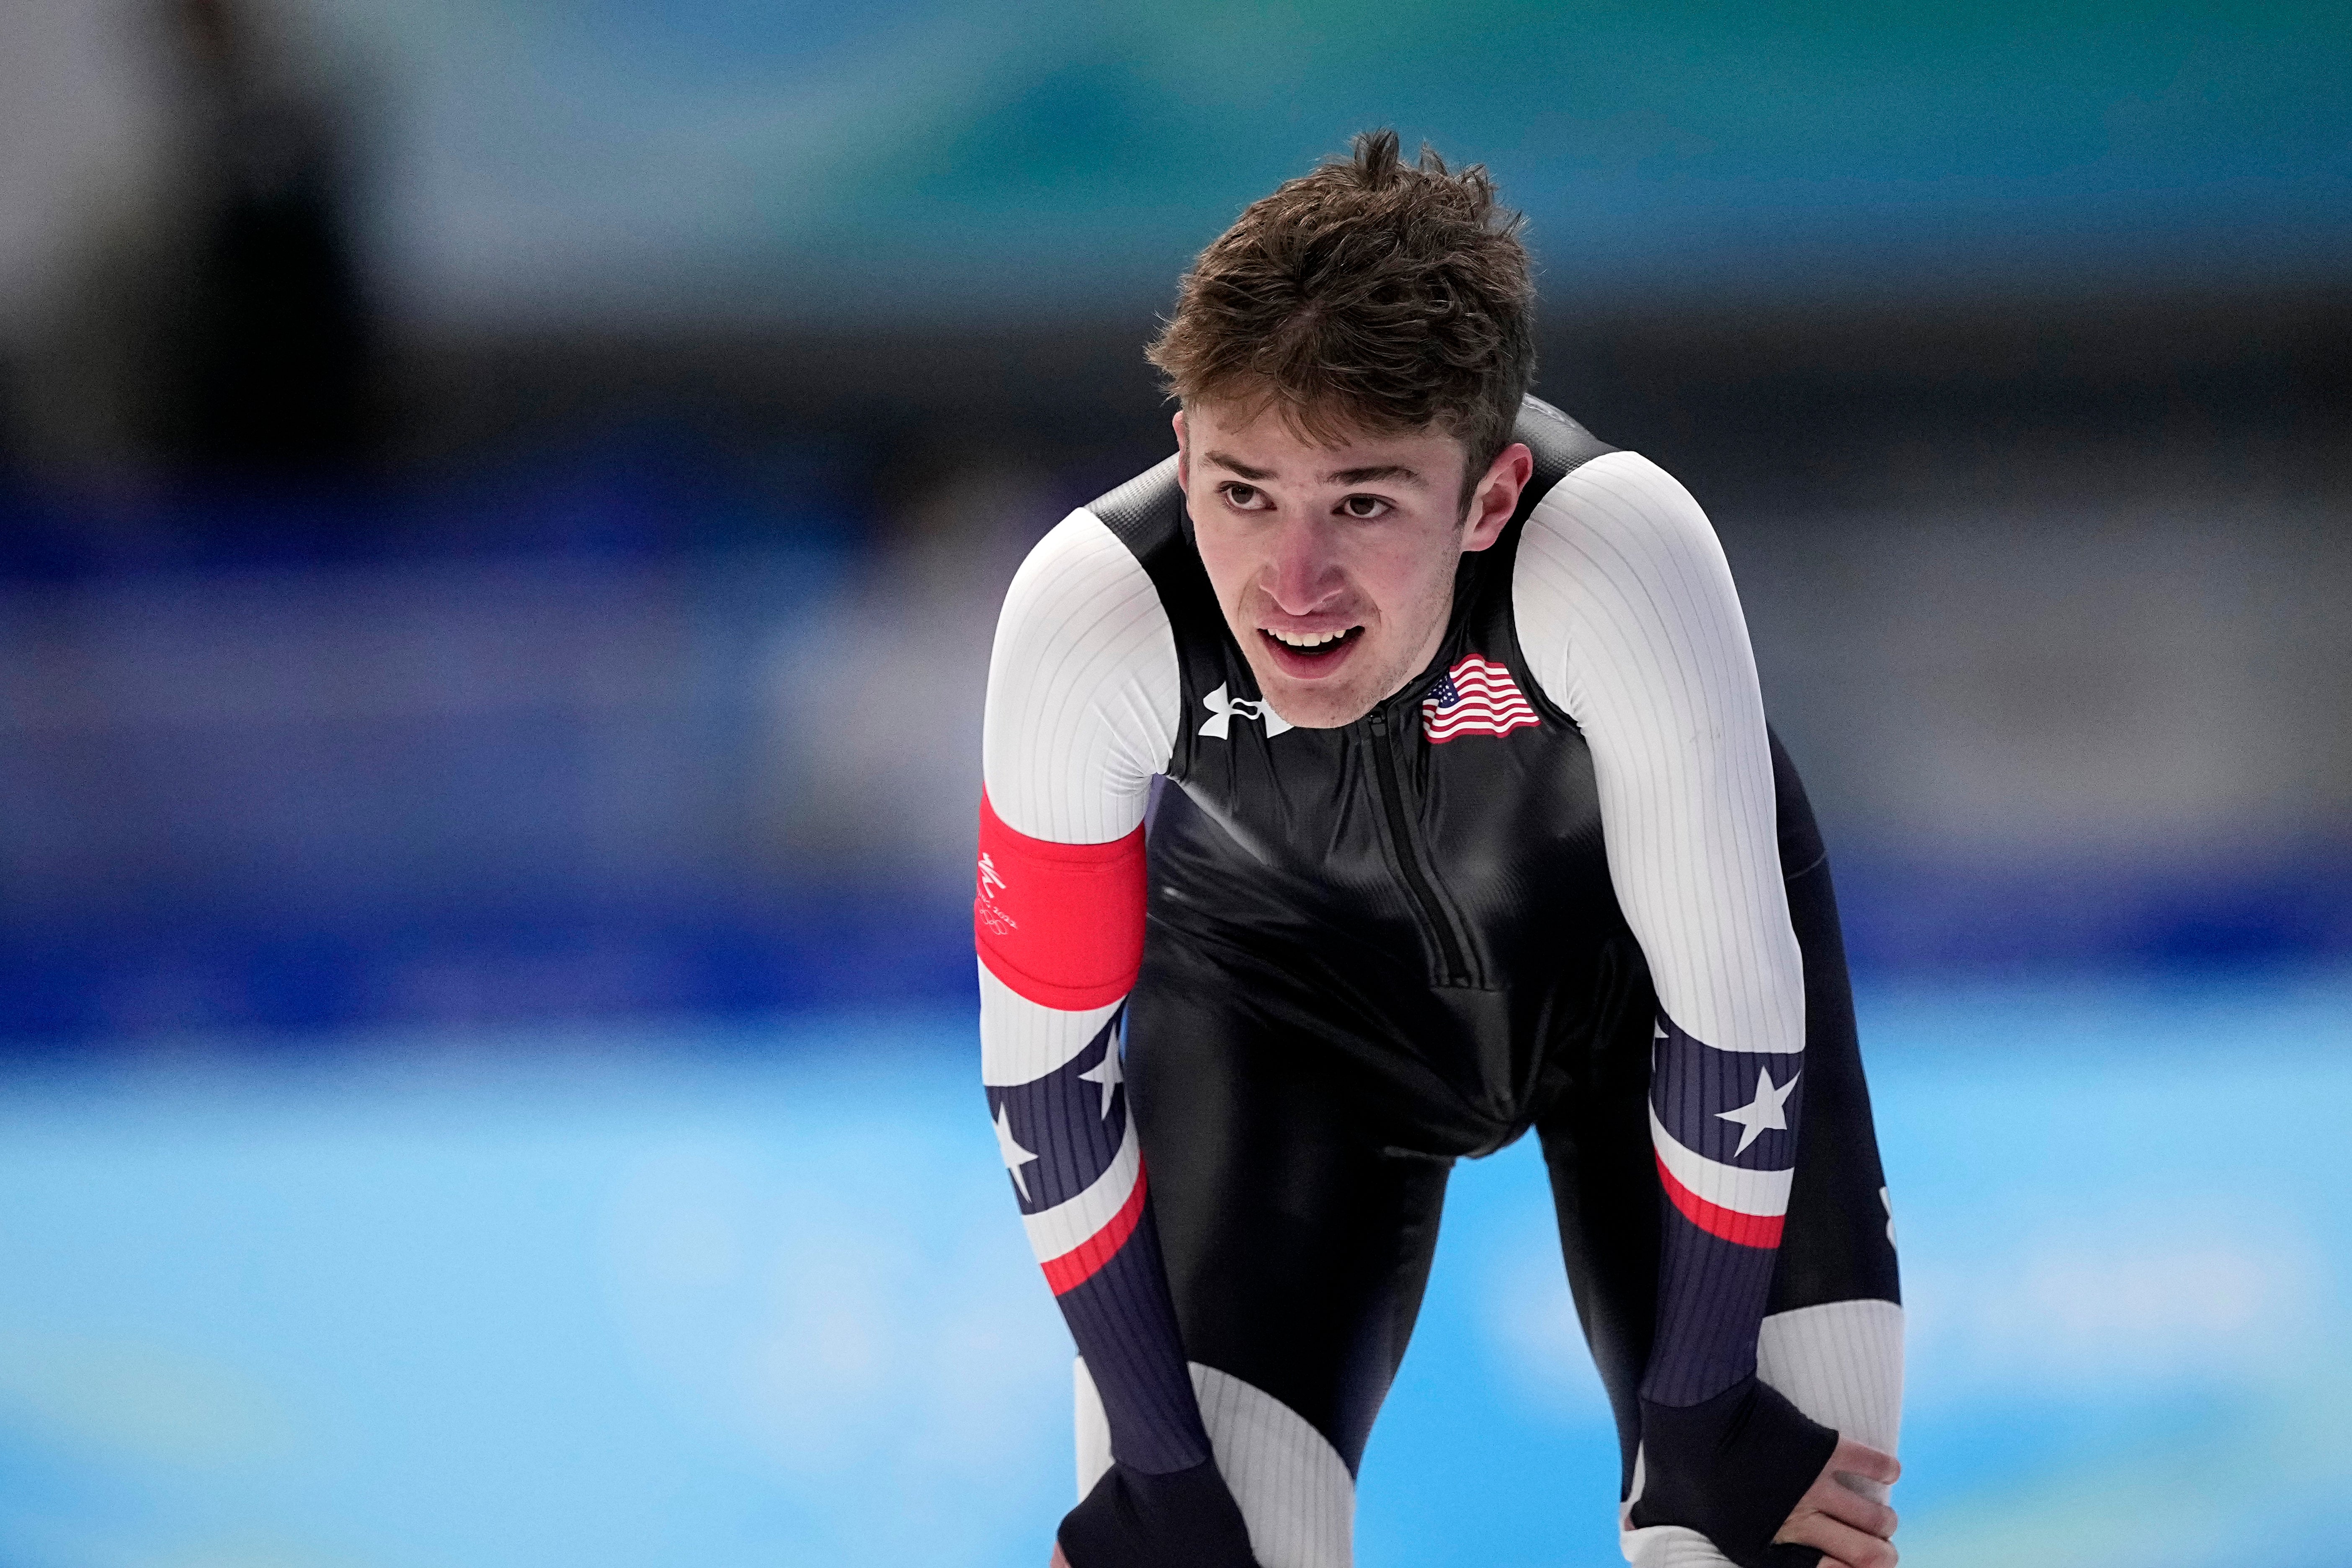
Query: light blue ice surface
2 972 2348 1568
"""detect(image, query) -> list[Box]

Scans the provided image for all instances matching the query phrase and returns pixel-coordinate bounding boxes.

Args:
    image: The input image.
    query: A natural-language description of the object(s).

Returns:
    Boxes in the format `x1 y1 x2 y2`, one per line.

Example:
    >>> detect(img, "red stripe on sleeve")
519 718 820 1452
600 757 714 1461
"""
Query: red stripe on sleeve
1655 1153 1786 1249
975 791 1147 1012
1041 1166 1150 1295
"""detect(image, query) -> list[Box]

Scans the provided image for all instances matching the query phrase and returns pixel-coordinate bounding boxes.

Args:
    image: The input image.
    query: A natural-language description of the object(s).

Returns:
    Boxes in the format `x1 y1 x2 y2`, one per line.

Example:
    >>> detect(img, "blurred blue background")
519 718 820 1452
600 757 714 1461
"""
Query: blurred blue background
0 1 2347 1564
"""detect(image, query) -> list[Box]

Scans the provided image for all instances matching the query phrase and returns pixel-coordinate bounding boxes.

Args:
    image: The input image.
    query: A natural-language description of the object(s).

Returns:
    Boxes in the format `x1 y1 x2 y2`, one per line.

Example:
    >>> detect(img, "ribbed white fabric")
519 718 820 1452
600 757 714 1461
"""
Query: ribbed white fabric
1514 451 1804 1056
1620 1300 1907 1567
1077 1358 1355 1568
1191 1363 1355 1568
1757 1300 1905 1485
977 965 1122 1086
980 508 1181 845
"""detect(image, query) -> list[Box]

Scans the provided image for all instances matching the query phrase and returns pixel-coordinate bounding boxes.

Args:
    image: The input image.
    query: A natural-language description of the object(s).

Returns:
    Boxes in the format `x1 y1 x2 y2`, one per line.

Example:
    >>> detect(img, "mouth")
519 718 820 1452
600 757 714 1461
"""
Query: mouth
1257 624 1365 678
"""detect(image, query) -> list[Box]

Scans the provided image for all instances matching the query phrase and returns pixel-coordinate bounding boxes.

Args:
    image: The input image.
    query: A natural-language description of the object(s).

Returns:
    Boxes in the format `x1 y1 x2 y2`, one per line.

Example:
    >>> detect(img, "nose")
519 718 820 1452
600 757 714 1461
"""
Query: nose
1262 513 1344 615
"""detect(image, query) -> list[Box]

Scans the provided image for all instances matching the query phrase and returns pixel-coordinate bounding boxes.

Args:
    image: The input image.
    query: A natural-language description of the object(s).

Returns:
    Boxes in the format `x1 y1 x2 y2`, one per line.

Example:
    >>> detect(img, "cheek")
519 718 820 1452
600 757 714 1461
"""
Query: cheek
1357 534 1457 620
1186 503 1254 608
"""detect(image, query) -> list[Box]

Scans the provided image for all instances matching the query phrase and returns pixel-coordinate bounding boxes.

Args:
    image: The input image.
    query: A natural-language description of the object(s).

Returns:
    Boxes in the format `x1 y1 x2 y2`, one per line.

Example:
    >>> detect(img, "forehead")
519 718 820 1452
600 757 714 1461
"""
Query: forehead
1187 398 1465 484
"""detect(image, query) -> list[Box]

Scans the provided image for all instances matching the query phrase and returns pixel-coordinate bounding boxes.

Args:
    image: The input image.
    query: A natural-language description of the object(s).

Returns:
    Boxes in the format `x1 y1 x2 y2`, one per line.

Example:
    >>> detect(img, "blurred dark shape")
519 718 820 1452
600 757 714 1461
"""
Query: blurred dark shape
150 0 374 472
2 0 379 484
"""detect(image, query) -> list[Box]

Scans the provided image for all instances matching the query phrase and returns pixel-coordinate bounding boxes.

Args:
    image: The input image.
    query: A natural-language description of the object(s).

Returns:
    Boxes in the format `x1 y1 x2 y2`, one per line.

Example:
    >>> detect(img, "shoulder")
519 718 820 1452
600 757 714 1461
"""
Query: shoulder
1511 395 1619 506
1503 398 1727 615
996 454 1188 631
999 504 1159 634
1521 449 1721 576
984 476 1183 836
1511 447 1750 717
989 502 1177 740
1084 453 1185 560
1515 449 1738 640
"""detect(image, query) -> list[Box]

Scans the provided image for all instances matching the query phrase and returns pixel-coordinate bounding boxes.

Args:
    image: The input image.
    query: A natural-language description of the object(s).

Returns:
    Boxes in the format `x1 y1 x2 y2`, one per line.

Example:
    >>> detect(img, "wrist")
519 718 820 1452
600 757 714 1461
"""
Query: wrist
1632 1377 1835 1568
1057 1457 1260 1568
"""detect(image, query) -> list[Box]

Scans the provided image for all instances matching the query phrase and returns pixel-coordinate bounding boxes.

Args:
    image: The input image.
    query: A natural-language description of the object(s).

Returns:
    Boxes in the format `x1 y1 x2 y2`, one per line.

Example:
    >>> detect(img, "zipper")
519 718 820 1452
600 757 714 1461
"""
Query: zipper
1366 710 1474 987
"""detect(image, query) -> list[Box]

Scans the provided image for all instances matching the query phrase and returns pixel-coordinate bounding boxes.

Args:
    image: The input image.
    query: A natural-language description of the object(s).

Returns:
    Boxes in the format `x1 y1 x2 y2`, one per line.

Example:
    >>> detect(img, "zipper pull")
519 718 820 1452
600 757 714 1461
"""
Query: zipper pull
1368 712 1387 736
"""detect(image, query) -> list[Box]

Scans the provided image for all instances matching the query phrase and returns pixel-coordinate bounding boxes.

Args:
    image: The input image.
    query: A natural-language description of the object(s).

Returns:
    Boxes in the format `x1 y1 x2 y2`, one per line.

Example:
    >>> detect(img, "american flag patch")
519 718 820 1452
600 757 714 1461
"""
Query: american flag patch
1422 654 1540 742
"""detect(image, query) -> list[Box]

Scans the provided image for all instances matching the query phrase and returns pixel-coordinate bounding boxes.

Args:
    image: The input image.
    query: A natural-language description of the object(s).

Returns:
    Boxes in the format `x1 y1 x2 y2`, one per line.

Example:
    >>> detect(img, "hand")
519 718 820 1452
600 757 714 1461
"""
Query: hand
1771 1436 1900 1568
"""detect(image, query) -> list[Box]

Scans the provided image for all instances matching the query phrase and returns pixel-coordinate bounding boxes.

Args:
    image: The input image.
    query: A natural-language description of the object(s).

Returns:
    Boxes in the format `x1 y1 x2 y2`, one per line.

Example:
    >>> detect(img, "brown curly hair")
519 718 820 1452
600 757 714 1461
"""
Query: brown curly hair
1147 129 1536 505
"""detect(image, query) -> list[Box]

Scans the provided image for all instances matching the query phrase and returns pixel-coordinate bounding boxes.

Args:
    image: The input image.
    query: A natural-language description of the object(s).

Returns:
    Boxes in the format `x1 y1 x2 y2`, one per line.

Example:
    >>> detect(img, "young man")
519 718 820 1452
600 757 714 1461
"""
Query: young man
976 132 1903 1568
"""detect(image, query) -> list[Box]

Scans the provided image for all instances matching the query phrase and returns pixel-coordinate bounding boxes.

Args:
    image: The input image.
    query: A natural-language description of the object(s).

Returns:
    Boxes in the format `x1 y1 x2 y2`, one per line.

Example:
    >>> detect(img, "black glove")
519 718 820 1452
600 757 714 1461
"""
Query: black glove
1632 1376 1837 1568
1058 1457 1261 1568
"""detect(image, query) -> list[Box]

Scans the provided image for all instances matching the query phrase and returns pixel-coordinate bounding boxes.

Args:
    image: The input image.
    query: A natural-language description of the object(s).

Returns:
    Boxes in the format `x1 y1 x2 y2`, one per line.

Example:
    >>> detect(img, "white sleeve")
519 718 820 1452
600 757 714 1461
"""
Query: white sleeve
1512 449 1803 1056
1520 455 1901 1568
977 508 1180 1089
981 508 1180 845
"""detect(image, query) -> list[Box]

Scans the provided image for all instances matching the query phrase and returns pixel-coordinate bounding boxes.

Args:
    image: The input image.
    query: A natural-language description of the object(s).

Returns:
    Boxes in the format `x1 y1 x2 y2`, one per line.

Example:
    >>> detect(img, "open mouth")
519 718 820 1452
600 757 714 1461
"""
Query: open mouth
1258 624 1365 675
1261 625 1362 658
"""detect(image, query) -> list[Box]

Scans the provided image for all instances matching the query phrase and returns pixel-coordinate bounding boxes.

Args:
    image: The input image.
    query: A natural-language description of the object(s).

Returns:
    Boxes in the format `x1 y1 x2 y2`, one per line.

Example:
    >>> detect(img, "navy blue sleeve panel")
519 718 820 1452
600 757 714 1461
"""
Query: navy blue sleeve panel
1048 1194 1208 1478
1641 1012 1805 1406
1569 736 1896 1568
986 1006 1259 1565
1624 757 1900 1568
985 1012 1215 1480
1763 840 1901 1319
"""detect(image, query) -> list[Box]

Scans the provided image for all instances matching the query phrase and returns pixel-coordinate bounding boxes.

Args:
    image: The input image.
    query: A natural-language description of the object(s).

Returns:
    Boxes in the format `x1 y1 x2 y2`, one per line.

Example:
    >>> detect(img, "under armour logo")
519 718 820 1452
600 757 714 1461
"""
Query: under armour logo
1199 683 1294 740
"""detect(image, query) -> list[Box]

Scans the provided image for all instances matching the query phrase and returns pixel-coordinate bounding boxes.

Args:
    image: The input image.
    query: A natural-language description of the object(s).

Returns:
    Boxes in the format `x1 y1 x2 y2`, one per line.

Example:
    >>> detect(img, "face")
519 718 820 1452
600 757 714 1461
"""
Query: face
1176 399 1532 728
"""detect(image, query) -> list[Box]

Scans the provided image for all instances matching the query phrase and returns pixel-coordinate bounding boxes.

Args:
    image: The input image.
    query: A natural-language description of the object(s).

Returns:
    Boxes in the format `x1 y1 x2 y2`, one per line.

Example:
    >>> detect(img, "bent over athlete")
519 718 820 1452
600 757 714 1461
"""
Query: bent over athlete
976 132 1903 1568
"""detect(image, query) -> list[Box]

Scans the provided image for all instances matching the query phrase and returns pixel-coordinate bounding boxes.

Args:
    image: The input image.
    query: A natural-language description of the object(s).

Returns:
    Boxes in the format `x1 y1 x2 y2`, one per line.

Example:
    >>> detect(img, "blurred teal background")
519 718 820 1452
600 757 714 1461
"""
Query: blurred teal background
7 977 2352 1567
0 1 2346 1564
21 0 2340 320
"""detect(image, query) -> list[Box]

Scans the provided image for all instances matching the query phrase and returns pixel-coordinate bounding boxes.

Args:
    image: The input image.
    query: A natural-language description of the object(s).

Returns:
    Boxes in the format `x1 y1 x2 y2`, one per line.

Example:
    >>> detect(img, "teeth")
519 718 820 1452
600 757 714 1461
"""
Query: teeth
1270 628 1351 648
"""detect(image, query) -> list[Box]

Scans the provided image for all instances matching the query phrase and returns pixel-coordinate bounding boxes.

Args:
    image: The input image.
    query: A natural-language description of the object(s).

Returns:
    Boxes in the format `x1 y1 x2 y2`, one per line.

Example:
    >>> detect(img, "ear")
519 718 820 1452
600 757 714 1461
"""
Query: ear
1173 409 1190 490
1462 442 1533 553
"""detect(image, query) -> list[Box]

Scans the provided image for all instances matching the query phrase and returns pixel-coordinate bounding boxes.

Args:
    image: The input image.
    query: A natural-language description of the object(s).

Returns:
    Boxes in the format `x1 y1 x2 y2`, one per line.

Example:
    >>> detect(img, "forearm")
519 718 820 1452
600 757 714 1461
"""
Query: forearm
1632 789 1906 1567
977 808 1259 1565
1642 1011 1802 1404
1513 456 1841 1562
977 508 1256 1564
1624 1301 1904 1568
977 799 1209 1474
1631 1013 1831 1567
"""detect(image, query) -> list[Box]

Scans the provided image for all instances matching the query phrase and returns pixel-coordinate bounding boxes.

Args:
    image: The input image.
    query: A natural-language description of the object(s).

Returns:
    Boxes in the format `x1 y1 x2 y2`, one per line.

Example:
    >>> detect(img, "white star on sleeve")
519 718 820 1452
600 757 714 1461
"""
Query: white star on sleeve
1077 1044 1123 1121
1715 1067 1800 1156
993 1101 1039 1202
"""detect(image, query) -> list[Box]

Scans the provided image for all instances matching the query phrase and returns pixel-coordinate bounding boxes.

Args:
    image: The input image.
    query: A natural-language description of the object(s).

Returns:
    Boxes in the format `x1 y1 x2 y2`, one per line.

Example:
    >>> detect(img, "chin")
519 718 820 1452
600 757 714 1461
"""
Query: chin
1265 686 1375 730
1247 657 1385 730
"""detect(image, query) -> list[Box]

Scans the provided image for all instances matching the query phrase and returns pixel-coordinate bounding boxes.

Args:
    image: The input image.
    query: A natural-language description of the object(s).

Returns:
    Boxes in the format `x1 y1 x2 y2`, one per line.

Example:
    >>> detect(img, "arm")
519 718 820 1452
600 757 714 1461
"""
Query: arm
978 510 1259 1568
1516 453 1898 1568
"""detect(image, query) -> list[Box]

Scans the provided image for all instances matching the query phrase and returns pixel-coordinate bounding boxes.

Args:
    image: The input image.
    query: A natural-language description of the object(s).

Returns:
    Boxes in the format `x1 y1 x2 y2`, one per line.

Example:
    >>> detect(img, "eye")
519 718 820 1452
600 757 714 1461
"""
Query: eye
1220 482 1271 511
1338 493 1391 520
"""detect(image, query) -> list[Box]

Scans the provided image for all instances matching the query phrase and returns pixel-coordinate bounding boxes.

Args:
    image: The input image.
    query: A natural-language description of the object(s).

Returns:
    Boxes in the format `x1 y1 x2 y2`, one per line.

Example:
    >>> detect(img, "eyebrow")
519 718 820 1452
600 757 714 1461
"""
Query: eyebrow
1326 464 1424 487
1200 450 1275 480
1200 451 1426 488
